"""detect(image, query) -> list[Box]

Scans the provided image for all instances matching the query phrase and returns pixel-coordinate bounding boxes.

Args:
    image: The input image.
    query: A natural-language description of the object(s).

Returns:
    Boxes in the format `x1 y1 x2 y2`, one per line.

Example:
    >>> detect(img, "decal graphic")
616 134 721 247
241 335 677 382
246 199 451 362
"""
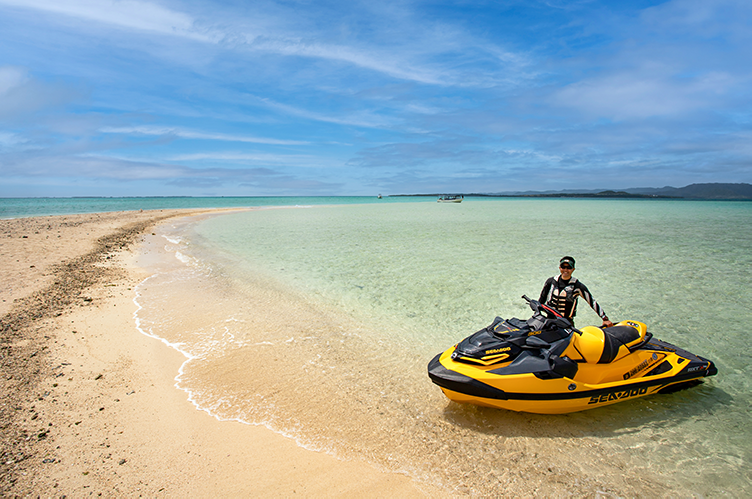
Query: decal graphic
485 347 511 355
623 353 661 380
588 387 649 404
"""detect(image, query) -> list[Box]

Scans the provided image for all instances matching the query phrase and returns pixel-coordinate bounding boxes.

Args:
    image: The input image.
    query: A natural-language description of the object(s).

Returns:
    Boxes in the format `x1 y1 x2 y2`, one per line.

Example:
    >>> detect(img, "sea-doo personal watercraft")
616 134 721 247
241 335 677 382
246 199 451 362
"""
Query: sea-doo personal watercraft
428 296 717 414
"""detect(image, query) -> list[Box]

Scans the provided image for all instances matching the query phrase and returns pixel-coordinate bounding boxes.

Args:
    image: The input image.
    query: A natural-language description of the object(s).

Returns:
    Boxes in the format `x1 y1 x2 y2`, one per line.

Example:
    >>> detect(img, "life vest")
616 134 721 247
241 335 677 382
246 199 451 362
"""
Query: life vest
546 275 579 318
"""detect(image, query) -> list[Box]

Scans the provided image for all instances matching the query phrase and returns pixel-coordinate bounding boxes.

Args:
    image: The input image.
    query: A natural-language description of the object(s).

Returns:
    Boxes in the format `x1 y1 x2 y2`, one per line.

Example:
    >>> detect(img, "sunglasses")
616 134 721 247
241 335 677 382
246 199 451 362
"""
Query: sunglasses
560 265 573 270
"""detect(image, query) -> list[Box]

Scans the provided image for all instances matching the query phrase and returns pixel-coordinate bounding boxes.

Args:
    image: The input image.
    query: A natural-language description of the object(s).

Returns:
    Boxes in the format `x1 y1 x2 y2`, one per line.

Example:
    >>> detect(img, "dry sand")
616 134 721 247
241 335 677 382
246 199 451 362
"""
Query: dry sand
0 210 440 497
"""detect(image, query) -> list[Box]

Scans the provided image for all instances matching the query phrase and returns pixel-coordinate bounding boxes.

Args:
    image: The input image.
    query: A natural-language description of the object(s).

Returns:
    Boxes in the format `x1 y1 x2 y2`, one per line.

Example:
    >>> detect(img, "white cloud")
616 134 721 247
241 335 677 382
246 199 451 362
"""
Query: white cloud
100 125 309 145
552 69 734 121
0 131 25 148
0 66 28 95
253 31 532 88
252 96 397 129
168 151 341 169
0 0 216 41
4 154 187 179
641 0 752 39
250 38 445 85
167 151 344 168
0 0 523 87
0 65 78 120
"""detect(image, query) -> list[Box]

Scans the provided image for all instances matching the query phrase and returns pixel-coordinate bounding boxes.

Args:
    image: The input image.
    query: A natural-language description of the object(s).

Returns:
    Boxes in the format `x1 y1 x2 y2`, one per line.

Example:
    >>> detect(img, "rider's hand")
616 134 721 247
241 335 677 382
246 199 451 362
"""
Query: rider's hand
602 319 614 328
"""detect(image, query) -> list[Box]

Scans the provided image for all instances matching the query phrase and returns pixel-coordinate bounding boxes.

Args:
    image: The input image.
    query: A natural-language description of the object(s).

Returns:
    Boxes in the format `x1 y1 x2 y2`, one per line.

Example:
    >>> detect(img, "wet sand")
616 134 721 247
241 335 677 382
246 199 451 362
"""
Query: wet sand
0 209 439 497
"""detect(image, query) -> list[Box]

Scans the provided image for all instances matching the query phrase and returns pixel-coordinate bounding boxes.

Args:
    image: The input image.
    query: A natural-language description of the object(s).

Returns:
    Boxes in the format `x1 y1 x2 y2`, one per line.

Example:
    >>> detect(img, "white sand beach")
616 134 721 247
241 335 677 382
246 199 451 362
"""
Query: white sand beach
0 210 440 497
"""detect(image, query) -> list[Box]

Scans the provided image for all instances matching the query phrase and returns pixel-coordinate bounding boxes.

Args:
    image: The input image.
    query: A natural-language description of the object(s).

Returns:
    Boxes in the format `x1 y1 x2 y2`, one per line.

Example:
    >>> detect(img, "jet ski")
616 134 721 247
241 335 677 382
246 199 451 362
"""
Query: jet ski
427 296 717 414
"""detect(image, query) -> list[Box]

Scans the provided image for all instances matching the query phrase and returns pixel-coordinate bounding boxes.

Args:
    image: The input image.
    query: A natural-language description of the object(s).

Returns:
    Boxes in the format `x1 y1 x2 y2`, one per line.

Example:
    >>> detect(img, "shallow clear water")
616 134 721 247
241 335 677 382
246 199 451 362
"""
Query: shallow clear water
0 195 410 219
136 199 751 496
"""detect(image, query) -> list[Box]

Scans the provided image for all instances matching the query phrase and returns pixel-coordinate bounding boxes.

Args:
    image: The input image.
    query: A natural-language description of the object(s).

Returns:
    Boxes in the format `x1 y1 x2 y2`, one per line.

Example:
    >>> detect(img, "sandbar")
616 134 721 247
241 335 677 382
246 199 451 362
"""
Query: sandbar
0 209 439 497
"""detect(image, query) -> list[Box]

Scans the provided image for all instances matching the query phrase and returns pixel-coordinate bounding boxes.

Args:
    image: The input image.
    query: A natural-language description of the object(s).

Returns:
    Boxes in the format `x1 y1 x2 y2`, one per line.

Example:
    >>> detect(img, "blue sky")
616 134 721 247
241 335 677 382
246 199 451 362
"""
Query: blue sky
1 0 750 197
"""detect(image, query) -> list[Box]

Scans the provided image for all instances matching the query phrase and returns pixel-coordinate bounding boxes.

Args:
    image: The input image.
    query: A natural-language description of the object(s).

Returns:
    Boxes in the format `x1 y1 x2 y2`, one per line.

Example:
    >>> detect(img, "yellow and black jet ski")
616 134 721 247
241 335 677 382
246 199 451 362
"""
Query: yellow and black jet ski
428 296 717 414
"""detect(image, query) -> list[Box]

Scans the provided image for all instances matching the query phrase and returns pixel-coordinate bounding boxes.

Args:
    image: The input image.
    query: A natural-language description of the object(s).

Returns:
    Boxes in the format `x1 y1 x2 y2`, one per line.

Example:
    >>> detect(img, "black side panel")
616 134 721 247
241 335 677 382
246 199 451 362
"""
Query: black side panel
506 317 528 329
538 327 570 344
427 354 510 400
657 379 703 393
489 351 552 376
645 360 673 377
643 339 718 377
550 355 578 378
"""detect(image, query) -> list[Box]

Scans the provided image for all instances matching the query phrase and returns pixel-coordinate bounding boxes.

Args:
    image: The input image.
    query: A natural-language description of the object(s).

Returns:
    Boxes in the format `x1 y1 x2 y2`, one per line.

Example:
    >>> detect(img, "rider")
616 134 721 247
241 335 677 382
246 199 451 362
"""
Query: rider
539 256 614 328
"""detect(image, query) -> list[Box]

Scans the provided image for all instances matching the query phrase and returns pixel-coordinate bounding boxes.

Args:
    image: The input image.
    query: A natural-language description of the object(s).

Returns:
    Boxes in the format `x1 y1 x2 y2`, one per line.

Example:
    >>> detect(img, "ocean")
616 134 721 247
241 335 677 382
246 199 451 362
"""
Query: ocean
0 196 408 219
14 197 752 495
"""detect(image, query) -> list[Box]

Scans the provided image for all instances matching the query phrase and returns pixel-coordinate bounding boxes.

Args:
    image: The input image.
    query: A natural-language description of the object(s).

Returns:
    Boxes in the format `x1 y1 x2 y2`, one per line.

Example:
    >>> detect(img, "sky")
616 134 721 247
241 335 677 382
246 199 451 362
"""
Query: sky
0 0 751 197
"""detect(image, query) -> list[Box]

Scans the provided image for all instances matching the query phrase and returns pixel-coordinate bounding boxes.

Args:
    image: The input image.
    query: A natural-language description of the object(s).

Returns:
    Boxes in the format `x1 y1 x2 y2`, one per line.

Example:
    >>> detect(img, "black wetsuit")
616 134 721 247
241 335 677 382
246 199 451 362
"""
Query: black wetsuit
539 275 608 326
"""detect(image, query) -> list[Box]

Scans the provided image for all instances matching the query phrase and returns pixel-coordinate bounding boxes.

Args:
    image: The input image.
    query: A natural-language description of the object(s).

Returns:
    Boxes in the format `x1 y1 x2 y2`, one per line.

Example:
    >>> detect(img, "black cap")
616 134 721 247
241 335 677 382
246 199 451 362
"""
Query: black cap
560 256 576 269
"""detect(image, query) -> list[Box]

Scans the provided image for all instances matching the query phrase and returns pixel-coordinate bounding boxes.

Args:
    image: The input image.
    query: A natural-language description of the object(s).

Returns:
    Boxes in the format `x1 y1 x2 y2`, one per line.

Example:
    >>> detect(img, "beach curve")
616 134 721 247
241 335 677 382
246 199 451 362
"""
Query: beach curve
0 208 439 497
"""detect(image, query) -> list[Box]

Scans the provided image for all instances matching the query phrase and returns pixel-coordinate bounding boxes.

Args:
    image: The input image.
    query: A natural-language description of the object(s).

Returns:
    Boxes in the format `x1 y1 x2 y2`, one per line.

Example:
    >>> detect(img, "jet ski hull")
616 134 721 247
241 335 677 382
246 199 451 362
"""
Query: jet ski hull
428 336 717 414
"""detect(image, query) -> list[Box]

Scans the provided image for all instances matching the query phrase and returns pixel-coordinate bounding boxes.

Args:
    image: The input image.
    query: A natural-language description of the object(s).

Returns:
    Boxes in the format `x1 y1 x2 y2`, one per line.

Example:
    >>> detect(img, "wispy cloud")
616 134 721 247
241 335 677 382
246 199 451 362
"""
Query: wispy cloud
100 126 310 145
0 131 25 149
248 38 446 85
3 154 185 180
552 68 736 121
0 0 215 41
0 65 78 120
3 152 342 192
169 151 341 169
0 65 27 94
0 0 530 88
250 96 398 129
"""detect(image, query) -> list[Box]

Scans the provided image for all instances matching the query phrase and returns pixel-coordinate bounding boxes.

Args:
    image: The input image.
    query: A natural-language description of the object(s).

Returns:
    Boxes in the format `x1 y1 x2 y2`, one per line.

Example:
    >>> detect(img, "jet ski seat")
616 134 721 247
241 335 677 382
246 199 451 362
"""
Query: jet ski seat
599 325 642 364
604 325 641 345
565 323 647 365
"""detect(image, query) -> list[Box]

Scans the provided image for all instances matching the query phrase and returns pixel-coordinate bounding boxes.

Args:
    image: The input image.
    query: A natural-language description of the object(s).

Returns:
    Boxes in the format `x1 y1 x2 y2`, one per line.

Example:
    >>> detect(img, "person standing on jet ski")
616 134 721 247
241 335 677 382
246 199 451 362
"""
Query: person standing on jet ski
539 256 614 328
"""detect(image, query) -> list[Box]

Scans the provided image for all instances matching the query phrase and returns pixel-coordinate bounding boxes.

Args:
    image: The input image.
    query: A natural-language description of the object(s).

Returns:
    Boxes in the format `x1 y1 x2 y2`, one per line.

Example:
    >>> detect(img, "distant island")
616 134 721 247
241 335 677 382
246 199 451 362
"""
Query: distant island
391 183 752 200
476 190 677 199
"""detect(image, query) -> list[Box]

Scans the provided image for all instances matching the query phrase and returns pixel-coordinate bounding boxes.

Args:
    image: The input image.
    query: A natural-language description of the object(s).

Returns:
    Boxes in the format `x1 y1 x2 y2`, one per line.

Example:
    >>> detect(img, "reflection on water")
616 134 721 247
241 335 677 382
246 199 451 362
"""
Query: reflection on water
136 200 751 497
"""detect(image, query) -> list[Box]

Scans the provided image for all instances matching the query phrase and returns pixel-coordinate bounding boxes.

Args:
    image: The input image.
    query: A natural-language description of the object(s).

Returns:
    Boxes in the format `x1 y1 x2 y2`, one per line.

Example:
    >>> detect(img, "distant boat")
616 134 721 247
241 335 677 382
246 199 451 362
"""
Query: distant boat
377 194 382 199
437 195 463 203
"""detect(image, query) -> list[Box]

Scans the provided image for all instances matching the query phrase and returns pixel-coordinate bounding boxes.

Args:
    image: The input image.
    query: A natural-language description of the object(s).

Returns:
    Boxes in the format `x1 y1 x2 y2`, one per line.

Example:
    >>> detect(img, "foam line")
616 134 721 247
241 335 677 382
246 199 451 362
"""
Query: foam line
131 265 331 456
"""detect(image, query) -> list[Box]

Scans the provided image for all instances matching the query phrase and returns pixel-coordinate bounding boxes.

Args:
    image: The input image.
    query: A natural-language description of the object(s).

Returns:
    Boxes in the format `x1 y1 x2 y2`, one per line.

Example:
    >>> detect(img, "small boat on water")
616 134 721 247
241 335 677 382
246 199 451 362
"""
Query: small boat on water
438 195 463 203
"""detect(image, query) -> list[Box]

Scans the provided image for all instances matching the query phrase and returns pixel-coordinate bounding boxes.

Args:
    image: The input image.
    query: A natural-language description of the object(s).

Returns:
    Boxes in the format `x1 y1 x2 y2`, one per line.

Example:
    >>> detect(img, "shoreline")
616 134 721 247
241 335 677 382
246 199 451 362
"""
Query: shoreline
0 209 437 497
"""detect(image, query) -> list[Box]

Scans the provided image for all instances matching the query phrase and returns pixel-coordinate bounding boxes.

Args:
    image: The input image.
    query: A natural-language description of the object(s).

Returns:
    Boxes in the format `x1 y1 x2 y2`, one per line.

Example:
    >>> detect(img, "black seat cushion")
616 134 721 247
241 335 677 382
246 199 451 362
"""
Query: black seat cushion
605 325 640 345
598 325 640 363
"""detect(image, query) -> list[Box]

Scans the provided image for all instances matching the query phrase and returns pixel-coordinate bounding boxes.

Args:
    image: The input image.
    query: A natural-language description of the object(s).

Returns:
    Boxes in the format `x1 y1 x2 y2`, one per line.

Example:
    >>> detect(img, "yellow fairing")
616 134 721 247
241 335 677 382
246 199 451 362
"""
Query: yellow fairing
435 348 590 414
563 320 648 364
565 326 607 363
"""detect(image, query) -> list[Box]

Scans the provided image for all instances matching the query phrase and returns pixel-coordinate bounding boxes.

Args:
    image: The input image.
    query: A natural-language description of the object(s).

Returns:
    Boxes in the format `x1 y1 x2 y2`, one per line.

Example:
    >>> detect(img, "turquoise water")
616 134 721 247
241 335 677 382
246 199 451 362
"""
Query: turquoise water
136 199 750 496
0 196 413 219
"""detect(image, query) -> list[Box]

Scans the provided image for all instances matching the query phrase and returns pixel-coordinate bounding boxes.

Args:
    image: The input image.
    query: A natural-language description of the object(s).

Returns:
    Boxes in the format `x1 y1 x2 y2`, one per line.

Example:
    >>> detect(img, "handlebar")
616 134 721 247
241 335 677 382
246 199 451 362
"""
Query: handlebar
521 295 563 318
